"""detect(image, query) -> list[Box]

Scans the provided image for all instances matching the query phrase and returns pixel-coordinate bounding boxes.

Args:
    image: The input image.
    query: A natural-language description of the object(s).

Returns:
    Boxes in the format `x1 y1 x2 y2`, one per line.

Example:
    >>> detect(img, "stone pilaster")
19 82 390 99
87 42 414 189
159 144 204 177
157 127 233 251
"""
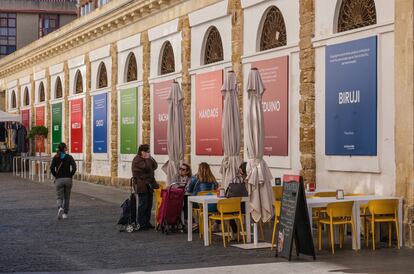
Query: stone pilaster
110 43 119 185
228 0 244 156
63 61 70 148
16 81 21 113
299 0 316 185
30 75 35 154
45 69 51 155
141 31 151 145
179 16 191 165
395 0 414 247
85 54 92 175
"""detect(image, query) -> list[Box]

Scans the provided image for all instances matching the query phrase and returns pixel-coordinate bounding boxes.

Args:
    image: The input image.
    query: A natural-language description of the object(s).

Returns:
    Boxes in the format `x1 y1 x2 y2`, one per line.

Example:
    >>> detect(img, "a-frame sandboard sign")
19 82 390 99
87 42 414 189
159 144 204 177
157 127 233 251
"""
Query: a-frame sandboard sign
275 175 316 261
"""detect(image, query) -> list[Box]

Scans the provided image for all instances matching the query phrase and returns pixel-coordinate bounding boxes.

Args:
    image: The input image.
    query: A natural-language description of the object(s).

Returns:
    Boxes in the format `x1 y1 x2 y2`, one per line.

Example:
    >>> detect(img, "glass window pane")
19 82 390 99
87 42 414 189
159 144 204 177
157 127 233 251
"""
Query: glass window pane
8 19 15 27
0 37 6 45
50 20 56 28
8 28 15 36
0 28 6 36
0 19 7 27
0 46 6 54
7 46 16 54
8 37 15 45
0 13 7 18
8 13 16 18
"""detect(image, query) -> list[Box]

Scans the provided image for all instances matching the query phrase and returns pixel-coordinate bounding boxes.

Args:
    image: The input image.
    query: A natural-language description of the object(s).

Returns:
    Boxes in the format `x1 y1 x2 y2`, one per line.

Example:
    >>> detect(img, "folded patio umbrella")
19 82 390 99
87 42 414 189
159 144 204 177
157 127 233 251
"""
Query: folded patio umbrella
162 82 185 185
220 71 242 188
246 68 275 223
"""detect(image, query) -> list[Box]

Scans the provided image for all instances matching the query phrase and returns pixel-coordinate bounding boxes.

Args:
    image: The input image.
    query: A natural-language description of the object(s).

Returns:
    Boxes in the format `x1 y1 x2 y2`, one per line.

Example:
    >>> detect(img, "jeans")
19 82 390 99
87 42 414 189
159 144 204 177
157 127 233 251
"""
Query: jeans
137 192 153 228
55 178 73 214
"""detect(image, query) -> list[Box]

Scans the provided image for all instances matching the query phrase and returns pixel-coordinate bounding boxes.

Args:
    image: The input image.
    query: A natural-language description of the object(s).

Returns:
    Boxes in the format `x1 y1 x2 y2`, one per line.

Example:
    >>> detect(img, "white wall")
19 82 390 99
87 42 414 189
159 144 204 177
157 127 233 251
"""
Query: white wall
89 46 112 177
116 34 144 179
242 0 301 182
314 0 395 195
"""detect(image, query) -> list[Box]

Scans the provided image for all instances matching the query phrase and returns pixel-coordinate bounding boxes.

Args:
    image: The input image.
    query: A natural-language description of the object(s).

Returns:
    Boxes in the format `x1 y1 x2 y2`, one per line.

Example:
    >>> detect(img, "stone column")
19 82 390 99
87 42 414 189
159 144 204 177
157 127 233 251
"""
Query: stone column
228 0 244 156
63 61 70 148
141 31 151 145
85 54 92 175
30 75 35 128
179 16 191 164
299 0 316 184
16 81 21 114
394 0 414 247
45 69 51 155
110 43 119 185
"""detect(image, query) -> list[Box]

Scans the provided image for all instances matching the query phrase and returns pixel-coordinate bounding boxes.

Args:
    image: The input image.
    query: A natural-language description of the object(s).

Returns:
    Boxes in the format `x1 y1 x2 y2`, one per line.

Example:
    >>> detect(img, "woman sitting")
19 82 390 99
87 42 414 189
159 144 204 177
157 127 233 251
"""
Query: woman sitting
170 163 192 223
187 162 218 196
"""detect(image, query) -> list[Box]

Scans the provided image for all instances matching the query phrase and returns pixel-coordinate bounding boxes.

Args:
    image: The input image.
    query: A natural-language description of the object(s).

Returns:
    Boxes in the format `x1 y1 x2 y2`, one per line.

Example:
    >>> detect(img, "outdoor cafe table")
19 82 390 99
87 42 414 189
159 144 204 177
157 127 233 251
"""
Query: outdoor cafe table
187 196 251 246
306 195 403 250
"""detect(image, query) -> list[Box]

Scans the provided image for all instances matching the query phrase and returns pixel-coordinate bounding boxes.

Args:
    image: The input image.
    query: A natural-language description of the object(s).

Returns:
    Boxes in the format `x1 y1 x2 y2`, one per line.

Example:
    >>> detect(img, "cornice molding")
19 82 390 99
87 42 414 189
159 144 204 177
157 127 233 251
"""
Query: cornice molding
0 0 183 79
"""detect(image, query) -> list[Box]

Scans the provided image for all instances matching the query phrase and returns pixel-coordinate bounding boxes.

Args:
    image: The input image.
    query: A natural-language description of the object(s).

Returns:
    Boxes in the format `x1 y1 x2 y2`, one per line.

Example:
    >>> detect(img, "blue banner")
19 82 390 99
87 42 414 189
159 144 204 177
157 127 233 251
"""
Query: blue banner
325 36 377 155
93 93 108 153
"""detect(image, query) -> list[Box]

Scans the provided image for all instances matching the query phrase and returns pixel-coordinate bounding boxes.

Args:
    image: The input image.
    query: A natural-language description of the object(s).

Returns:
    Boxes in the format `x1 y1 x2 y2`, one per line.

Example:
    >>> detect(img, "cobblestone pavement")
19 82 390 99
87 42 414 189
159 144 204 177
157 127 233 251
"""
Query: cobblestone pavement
1 173 414 274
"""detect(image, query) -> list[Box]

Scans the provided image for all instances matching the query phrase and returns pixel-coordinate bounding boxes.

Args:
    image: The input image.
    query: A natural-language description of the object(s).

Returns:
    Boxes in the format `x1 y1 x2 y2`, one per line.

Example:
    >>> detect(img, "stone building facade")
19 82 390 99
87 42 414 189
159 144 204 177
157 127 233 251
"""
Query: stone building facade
0 0 413 245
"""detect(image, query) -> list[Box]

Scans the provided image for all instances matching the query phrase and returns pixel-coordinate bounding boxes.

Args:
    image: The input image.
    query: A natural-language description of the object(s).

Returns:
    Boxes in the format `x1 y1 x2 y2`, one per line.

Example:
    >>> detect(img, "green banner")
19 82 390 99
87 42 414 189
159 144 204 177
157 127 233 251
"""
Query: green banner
120 88 138 154
51 102 62 153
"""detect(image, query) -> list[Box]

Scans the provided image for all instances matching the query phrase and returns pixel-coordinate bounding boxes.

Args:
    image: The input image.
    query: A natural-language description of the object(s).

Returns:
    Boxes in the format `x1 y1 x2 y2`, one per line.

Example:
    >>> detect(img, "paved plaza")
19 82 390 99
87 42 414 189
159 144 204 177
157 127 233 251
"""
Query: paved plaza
0 173 413 274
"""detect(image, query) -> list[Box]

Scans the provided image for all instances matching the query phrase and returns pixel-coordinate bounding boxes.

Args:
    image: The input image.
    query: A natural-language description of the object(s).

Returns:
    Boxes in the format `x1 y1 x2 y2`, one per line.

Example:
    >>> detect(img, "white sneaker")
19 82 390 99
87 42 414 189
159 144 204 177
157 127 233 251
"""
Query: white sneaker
62 213 68 219
57 208 64 220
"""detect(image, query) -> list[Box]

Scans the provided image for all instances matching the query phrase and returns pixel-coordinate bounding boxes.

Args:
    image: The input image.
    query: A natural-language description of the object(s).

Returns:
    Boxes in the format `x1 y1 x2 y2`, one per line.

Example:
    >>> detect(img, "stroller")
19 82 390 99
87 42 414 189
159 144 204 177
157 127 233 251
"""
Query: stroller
117 178 137 233
156 183 185 234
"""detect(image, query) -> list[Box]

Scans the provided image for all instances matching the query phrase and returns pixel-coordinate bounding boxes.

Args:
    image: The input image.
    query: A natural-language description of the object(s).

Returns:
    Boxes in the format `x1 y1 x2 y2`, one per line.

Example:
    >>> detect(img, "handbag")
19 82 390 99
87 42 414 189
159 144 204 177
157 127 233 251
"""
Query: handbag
225 176 248 198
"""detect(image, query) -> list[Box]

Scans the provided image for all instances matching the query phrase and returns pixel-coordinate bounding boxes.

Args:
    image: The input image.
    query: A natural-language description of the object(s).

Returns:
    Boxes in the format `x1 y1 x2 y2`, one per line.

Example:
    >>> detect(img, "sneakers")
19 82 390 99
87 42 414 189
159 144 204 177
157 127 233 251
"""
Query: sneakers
62 213 68 219
57 207 64 220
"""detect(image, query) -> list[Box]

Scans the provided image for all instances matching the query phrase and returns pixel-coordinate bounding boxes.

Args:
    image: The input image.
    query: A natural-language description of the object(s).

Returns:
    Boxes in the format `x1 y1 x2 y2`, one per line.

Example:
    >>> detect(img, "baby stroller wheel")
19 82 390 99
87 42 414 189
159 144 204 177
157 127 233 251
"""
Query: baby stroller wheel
126 224 134 233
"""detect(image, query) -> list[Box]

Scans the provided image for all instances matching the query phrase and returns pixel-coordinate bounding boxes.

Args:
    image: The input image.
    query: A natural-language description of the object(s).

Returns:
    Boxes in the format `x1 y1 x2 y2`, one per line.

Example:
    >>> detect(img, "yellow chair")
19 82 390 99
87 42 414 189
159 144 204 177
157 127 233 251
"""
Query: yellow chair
208 197 246 247
271 201 282 250
154 187 164 227
272 186 283 201
312 192 337 224
366 199 400 250
345 193 369 243
318 201 355 255
193 191 216 239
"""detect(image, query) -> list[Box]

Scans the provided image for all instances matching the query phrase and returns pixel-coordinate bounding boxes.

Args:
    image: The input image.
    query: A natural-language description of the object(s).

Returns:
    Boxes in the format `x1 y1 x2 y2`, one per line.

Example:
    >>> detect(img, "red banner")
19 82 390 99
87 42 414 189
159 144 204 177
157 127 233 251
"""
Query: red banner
195 70 223 155
253 56 289 156
70 99 83 153
21 109 30 130
153 80 172 155
35 106 45 126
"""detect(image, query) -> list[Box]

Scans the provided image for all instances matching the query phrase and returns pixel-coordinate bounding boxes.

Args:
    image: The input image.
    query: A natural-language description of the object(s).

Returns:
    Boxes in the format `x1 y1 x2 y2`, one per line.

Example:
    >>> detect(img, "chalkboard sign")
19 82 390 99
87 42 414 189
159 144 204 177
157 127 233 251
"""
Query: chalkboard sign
275 175 315 260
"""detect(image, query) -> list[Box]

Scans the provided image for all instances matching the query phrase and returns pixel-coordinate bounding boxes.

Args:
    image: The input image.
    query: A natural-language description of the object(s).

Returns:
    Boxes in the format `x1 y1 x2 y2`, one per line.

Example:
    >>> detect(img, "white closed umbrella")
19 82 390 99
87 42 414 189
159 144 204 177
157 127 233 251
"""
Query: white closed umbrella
246 68 274 225
220 71 242 188
162 82 185 185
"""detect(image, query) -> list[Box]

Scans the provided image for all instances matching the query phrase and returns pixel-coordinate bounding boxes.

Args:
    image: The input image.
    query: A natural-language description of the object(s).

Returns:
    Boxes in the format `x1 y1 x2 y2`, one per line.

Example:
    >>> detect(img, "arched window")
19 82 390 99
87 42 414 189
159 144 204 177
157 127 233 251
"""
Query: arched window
11 90 16 109
126 53 137 82
24 87 29 106
38 82 45 102
97 62 108 89
337 0 377 32
203 26 224 65
259 6 287 51
75 70 83 94
160 41 175 75
55 77 63 99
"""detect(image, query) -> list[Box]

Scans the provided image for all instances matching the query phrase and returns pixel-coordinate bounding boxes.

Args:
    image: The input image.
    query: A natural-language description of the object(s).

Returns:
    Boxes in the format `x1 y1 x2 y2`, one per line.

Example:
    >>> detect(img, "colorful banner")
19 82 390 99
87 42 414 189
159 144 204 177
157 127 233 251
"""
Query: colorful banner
120 88 138 154
93 93 108 153
51 103 62 153
195 70 223 155
325 36 377 155
21 109 30 130
153 80 172 155
35 106 45 126
253 56 289 156
70 99 83 153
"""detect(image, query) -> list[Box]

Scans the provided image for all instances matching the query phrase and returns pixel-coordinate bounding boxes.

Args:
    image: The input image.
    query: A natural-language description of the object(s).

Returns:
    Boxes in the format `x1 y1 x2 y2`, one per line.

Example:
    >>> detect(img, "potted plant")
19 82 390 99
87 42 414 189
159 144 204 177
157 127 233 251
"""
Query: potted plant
28 126 48 154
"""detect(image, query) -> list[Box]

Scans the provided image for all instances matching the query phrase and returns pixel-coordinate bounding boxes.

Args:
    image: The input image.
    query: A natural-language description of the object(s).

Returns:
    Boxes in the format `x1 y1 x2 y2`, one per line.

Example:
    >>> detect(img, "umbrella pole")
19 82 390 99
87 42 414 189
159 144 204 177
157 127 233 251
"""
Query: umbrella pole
253 223 258 245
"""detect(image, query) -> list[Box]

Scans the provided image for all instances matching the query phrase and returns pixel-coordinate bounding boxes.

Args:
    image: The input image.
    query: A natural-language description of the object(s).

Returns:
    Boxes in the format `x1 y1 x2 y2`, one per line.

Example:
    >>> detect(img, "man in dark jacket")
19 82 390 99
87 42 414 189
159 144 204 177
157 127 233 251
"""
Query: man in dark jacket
50 143 77 220
132 144 158 230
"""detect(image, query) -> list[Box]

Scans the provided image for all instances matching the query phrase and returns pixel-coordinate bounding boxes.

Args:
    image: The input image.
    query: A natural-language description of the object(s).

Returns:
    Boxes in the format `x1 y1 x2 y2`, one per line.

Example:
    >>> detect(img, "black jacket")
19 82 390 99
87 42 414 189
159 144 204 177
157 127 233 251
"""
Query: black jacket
131 155 158 193
50 153 77 179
